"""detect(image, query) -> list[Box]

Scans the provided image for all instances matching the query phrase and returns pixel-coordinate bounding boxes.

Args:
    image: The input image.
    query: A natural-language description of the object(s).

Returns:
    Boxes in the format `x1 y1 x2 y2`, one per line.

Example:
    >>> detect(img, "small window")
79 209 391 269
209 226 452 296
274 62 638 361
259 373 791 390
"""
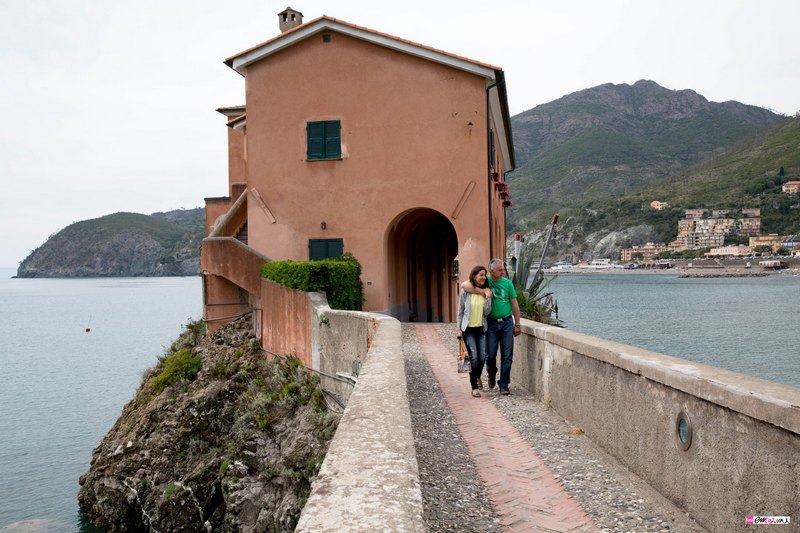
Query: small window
309 239 343 260
307 120 341 160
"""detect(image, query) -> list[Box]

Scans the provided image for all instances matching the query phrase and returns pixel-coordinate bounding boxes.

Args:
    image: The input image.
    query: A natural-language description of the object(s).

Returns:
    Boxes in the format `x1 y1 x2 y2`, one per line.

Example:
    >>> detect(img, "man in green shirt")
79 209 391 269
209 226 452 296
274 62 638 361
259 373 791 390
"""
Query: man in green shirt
462 258 521 394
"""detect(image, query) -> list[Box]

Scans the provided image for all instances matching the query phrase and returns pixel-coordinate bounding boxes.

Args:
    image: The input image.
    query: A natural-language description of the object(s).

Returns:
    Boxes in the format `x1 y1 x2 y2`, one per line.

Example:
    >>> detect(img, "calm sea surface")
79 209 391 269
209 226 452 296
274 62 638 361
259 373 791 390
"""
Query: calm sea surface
549 273 800 388
0 269 798 531
0 270 201 532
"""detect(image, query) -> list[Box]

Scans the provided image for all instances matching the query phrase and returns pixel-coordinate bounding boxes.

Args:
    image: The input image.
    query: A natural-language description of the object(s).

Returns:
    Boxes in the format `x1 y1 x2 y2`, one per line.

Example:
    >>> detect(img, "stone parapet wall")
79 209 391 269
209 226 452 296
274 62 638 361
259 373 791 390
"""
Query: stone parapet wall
260 282 424 531
295 316 424 532
513 320 800 533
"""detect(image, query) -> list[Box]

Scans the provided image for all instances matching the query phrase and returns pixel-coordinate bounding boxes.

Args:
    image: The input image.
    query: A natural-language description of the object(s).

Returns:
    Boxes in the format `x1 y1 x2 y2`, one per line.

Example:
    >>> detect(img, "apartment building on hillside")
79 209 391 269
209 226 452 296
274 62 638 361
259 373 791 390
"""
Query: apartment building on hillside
671 207 762 250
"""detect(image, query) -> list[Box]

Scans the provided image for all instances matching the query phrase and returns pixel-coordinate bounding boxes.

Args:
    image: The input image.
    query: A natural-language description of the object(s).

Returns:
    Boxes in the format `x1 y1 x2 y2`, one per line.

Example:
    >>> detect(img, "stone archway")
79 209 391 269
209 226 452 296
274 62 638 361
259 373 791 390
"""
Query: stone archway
386 209 458 322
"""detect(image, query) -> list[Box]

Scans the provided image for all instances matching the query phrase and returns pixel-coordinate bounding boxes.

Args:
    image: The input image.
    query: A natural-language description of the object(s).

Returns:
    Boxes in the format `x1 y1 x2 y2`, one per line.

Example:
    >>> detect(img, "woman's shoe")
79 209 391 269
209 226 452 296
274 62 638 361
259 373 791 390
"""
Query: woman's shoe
476 378 483 389
471 389 482 398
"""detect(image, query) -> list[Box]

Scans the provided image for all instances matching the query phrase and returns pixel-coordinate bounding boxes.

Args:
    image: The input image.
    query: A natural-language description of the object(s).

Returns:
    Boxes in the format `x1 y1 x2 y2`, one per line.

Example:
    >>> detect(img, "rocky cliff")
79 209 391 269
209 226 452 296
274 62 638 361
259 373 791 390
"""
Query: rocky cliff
16 208 204 278
78 317 339 532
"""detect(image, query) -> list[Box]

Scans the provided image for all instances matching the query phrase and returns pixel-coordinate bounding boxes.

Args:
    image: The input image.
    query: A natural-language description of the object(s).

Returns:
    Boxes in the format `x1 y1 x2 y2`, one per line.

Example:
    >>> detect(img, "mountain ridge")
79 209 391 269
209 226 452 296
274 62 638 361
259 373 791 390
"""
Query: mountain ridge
508 79 786 231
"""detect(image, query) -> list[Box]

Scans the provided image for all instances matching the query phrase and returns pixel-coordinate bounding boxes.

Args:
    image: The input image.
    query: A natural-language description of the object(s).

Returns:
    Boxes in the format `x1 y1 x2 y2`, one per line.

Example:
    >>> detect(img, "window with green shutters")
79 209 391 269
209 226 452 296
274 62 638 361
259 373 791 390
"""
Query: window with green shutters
307 120 341 160
309 239 344 260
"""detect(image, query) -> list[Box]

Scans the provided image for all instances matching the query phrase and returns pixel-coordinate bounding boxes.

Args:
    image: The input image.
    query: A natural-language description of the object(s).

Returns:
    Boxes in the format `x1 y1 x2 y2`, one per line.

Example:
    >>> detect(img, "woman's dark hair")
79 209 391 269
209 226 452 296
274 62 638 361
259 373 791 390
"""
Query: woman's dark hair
469 265 488 288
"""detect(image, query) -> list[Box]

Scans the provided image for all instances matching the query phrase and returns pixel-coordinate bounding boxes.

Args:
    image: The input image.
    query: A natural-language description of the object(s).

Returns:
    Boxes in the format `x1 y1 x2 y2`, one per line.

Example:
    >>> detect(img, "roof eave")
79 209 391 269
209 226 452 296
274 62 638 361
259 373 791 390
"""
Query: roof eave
225 16 499 80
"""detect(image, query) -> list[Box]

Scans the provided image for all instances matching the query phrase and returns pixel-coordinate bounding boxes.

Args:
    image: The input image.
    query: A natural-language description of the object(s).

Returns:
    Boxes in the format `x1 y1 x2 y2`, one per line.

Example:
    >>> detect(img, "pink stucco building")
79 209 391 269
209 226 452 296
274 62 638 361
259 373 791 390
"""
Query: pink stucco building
201 9 515 330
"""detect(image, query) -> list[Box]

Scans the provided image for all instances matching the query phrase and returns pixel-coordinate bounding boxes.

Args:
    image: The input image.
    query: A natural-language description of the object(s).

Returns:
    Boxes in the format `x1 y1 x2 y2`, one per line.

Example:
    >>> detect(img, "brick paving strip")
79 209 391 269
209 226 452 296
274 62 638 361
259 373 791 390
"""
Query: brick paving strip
415 324 599 533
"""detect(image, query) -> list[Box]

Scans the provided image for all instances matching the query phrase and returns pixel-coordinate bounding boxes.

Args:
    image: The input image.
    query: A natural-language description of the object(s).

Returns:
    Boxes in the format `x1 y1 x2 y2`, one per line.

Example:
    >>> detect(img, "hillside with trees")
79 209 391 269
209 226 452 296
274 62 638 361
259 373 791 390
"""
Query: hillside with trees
508 80 786 233
16 208 204 277
517 116 800 261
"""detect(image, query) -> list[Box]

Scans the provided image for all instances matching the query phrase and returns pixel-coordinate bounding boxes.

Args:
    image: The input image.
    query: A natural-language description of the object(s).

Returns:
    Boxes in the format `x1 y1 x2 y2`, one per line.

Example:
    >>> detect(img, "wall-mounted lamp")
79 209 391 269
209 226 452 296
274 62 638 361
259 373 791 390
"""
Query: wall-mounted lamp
321 221 327 230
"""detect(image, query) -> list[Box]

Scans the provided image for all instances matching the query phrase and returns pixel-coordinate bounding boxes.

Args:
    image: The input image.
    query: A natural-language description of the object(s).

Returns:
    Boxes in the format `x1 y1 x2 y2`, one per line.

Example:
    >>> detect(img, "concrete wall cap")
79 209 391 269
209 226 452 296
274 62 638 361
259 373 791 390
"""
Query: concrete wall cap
520 318 800 435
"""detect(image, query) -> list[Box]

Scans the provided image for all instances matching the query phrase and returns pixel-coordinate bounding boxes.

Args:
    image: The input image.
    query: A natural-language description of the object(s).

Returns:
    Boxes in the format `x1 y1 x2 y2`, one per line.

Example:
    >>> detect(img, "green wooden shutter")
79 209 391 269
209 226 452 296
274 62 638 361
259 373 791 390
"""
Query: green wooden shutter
328 239 343 258
324 121 341 158
307 122 324 159
309 240 327 260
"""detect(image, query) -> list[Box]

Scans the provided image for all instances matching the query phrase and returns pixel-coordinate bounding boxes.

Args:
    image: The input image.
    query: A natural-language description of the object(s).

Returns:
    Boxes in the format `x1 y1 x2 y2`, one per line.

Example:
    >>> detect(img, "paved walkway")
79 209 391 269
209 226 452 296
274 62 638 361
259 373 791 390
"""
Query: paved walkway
406 323 707 533
415 324 597 533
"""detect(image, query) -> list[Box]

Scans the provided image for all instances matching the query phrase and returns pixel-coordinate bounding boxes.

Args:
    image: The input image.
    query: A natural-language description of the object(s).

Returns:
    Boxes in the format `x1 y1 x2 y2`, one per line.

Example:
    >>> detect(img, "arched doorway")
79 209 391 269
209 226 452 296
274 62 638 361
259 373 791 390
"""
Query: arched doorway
386 209 458 322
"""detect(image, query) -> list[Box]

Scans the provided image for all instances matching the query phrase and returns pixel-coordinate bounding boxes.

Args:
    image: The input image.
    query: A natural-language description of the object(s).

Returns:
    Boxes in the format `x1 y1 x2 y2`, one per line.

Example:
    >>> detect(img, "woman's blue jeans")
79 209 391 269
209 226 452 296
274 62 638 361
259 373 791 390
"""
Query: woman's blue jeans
462 326 486 390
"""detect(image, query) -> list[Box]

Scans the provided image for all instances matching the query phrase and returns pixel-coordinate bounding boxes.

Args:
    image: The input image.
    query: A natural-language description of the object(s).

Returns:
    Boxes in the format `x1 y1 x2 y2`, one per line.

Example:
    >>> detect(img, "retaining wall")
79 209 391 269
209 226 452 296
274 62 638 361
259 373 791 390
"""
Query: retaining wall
513 319 800 533
260 281 424 531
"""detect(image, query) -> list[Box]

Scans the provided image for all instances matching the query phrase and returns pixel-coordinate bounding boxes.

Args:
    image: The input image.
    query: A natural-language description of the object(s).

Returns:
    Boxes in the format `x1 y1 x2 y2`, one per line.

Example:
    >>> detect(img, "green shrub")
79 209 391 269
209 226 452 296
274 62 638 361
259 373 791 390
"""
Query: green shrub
261 253 364 310
210 356 228 379
169 318 206 352
151 348 202 393
255 413 272 430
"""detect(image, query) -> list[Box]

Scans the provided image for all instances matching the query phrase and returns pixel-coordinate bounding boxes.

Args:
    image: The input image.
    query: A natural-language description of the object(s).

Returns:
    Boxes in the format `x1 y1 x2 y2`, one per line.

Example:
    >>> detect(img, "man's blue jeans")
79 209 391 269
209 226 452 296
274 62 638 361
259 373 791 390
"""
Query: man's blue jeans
486 316 514 388
462 326 486 390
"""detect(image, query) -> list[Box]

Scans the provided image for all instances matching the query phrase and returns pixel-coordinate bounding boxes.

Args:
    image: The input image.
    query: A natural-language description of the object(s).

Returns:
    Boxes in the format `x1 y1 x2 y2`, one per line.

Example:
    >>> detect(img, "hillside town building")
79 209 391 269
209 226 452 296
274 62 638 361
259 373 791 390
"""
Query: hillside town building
782 180 800 194
201 9 514 331
670 207 761 250
620 242 666 261
749 234 792 253
704 245 752 257
781 235 800 250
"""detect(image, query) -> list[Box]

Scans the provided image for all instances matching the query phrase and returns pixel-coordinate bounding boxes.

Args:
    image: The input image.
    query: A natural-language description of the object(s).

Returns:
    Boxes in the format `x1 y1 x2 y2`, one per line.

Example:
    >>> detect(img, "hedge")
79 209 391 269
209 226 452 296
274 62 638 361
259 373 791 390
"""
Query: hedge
260 253 365 310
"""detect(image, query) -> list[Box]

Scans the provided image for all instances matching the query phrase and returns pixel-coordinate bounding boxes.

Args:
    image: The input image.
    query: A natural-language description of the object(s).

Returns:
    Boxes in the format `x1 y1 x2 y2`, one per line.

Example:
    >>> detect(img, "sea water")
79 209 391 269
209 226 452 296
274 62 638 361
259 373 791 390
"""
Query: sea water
549 273 800 388
0 270 201 531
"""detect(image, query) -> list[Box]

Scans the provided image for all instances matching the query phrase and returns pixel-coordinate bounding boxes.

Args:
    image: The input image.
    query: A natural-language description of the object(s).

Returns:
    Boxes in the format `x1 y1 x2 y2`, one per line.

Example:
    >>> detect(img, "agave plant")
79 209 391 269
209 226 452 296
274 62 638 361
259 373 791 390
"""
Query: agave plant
512 243 563 327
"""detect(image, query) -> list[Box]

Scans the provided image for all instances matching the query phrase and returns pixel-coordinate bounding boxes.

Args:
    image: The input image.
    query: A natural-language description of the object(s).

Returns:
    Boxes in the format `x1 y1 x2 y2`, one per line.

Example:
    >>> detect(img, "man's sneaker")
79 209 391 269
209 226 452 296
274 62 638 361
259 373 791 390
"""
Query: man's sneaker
488 375 496 389
500 387 510 395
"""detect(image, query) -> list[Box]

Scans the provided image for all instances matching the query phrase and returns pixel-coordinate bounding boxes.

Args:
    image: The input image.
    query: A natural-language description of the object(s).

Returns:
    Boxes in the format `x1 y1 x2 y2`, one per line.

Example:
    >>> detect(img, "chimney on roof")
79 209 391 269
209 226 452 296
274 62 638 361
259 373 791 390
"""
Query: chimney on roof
278 7 303 33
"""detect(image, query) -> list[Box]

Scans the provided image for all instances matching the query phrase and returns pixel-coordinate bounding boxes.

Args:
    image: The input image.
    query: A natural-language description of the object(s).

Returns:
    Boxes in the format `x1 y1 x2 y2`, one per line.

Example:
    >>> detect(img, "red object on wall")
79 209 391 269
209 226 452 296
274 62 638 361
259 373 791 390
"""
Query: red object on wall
494 180 507 191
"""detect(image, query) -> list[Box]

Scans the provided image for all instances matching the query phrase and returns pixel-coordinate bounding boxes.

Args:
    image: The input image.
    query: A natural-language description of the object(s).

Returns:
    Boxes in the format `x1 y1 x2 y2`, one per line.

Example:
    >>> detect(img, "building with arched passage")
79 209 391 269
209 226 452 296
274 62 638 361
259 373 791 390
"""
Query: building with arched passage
202 9 515 330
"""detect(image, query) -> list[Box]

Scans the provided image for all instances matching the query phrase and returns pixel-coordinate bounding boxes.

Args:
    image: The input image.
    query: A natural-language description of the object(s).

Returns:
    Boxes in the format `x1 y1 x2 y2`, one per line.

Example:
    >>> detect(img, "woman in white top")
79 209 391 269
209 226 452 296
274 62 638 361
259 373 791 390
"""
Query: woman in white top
456 265 493 397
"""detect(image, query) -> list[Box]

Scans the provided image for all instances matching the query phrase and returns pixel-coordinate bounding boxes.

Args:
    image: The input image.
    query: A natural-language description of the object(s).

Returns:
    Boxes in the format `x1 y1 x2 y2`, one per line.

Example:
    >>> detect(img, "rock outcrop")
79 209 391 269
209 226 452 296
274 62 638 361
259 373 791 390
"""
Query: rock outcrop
78 317 339 532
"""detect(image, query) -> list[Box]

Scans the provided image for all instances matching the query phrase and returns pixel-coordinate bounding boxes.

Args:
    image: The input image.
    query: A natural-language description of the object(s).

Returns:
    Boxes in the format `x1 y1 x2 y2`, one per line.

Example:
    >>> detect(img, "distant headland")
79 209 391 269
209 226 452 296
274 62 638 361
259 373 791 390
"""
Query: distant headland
15 208 204 278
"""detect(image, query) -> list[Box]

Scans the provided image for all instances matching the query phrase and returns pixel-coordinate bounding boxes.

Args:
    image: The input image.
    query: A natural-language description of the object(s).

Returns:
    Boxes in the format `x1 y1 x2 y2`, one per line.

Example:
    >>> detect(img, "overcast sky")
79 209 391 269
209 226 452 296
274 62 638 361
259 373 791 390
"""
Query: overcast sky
1 0 798 268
